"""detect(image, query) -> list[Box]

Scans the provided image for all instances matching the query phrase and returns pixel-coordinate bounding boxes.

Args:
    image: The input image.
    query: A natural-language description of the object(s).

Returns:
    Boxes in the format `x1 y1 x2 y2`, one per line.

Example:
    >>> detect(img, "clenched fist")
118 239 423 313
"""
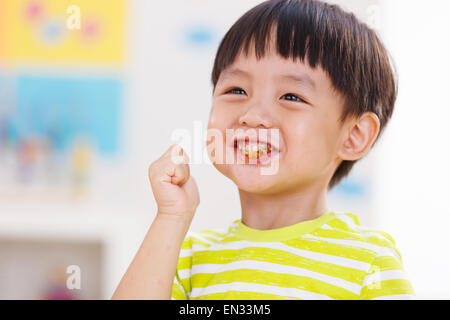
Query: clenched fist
148 144 200 219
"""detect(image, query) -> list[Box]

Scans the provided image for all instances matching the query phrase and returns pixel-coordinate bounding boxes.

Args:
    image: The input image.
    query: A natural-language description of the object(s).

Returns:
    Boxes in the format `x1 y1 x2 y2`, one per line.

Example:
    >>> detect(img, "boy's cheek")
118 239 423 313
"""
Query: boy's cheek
207 114 226 133
209 103 236 124
207 108 218 126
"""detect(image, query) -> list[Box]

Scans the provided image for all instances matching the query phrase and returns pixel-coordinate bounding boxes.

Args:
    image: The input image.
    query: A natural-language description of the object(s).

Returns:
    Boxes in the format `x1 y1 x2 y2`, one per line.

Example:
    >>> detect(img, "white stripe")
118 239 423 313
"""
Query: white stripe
335 214 359 229
301 234 382 253
190 240 370 271
179 249 192 258
320 224 334 230
371 294 415 300
190 282 333 300
178 268 191 280
191 260 361 294
362 270 408 287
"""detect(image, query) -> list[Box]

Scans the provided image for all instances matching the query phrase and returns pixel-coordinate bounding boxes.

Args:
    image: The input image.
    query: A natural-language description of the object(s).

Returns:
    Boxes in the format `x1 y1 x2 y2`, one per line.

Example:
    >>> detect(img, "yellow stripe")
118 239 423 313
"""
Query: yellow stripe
172 282 187 300
191 269 359 300
177 256 192 270
180 278 191 294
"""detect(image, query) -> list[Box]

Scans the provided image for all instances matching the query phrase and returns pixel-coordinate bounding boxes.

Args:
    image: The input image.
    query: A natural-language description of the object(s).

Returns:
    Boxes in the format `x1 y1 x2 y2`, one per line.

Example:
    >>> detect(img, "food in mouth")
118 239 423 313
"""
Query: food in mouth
234 139 274 164
239 143 271 159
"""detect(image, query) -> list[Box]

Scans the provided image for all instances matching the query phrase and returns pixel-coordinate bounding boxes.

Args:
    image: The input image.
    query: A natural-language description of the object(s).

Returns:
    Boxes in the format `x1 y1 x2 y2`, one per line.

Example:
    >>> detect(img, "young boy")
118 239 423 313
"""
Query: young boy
113 0 415 300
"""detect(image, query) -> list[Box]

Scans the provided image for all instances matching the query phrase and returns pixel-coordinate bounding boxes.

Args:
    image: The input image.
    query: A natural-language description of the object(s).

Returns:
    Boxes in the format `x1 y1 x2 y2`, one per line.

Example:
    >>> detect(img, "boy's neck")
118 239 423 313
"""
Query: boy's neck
238 183 329 230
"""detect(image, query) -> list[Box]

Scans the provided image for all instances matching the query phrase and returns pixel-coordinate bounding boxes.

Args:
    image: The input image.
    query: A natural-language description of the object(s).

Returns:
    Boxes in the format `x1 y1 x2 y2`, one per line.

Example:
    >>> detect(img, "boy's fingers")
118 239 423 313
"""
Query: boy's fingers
166 144 190 165
169 162 190 186
164 145 191 185
148 144 191 186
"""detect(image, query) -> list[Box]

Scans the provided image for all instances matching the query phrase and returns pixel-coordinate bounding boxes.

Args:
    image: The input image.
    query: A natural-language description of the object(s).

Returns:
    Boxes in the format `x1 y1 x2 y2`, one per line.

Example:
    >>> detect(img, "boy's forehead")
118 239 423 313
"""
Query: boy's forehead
221 63 317 93
224 48 325 87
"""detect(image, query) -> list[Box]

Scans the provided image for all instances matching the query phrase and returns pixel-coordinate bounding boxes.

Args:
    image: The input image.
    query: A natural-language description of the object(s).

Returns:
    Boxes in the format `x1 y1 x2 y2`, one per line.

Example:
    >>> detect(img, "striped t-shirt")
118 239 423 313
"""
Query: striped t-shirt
171 211 415 300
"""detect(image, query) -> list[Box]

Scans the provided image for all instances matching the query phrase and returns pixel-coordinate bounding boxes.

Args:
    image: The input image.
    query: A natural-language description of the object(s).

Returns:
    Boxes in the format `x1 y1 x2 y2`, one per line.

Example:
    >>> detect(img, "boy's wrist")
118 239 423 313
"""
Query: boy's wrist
153 212 194 241
155 210 195 225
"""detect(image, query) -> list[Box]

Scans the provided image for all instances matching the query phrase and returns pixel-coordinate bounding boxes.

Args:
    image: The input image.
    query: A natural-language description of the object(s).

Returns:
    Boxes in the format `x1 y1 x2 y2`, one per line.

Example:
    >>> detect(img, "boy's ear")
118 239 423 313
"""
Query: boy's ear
337 112 380 161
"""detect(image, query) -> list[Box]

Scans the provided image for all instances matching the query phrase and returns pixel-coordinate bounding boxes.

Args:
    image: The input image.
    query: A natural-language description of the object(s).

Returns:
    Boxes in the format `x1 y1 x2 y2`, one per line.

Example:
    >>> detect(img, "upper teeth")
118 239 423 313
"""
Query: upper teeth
237 141 271 158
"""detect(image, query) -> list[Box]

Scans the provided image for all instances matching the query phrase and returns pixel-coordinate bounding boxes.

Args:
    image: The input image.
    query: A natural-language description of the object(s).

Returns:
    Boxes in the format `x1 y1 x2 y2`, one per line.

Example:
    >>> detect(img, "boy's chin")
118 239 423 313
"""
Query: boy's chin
215 163 281 194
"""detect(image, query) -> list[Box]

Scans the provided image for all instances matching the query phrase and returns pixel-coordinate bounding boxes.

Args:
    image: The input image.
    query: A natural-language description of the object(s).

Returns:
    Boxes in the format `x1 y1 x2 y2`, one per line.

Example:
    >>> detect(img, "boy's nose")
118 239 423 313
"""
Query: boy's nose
238 105 273 129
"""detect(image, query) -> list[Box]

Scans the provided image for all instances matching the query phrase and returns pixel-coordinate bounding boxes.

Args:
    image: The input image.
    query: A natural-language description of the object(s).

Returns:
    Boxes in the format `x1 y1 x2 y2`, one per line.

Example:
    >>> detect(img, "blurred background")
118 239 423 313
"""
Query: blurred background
0 0 448 299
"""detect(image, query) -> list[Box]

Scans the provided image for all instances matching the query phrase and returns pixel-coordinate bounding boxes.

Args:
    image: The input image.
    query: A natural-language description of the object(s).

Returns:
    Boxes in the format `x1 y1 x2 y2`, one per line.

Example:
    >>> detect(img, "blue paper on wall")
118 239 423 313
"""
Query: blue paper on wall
13 74 123 155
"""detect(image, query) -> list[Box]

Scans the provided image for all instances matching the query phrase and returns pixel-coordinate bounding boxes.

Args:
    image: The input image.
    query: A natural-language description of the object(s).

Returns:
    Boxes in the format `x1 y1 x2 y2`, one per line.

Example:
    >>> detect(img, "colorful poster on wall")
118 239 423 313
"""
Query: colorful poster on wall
0 73 123 197
1 0 125 63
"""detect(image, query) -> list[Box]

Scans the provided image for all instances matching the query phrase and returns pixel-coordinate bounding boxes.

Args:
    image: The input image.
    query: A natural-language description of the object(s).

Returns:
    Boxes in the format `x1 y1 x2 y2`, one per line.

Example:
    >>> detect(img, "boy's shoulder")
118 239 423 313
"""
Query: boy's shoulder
326 212 399 252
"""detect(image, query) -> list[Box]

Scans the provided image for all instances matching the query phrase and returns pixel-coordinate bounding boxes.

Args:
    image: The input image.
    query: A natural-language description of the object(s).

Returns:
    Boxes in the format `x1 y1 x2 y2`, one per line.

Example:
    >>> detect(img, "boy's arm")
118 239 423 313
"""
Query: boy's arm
112 214 191 300
112 145 199 300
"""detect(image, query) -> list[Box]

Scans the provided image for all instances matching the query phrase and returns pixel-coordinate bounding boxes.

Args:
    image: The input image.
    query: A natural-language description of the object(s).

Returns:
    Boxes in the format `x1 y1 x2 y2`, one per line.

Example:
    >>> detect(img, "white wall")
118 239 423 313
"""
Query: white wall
374 0 450 299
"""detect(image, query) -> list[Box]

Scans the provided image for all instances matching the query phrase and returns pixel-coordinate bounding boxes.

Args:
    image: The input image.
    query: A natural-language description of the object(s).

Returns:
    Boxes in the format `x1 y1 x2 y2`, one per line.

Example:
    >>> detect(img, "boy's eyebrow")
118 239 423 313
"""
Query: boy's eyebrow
220 67 316 91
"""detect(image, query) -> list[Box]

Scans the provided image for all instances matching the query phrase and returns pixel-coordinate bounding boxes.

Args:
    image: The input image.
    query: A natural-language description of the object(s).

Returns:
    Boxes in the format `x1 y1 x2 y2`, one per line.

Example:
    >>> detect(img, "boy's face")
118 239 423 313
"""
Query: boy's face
207 42 348 194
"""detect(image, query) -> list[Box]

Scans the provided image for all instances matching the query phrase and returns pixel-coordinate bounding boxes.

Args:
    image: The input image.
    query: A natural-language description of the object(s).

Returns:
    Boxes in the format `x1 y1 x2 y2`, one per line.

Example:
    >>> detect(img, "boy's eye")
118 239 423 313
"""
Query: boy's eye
226 88 246 95
225 88 306 104
282 93 306 103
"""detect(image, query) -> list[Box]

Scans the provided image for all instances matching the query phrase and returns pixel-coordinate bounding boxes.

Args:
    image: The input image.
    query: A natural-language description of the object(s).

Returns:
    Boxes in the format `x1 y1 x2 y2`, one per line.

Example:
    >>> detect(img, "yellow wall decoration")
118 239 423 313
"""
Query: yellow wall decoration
0 0 7 62
0 0 125 63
